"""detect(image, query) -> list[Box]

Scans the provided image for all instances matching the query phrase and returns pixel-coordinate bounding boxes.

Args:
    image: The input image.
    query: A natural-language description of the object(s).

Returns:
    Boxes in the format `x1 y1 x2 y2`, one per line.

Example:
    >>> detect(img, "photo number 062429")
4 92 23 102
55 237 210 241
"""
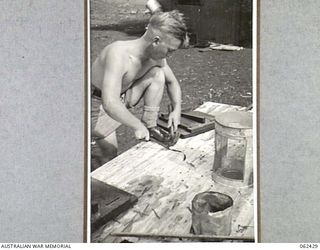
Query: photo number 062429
89 0 255 243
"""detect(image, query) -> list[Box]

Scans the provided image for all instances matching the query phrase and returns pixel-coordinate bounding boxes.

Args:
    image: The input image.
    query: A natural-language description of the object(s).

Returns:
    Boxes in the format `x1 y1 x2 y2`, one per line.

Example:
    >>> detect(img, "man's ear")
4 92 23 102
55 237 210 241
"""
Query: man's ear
153 36 160 46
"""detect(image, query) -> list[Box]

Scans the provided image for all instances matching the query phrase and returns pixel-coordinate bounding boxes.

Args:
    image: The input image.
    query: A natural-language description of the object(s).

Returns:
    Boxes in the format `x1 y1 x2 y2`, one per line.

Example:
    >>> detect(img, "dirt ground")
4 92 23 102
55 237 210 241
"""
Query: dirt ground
90 0 253 154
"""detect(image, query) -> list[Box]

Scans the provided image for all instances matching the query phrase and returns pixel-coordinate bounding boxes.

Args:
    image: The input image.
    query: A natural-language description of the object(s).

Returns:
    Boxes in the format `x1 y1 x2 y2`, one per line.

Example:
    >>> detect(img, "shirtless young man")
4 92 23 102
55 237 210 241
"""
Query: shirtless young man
91 10 188 169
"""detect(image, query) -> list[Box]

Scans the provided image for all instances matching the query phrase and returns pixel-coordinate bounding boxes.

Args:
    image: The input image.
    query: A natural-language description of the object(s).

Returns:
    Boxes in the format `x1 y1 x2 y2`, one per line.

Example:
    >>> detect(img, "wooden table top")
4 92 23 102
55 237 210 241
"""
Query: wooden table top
91 102 254 242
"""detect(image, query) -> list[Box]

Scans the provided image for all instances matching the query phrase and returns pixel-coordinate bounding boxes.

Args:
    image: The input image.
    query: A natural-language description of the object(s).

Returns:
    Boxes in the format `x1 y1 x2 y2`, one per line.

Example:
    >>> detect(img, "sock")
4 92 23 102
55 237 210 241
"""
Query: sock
141 106 160 128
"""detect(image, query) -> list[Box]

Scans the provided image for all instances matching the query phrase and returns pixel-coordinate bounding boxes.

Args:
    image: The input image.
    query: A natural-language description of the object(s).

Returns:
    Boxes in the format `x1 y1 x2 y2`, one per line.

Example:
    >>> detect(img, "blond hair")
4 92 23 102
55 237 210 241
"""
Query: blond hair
148 10 189 47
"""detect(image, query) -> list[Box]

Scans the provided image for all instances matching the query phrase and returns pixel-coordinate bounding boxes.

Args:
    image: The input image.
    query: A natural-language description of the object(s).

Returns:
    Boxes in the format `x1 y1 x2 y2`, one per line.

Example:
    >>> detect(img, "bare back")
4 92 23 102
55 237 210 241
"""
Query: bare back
92 40 164 95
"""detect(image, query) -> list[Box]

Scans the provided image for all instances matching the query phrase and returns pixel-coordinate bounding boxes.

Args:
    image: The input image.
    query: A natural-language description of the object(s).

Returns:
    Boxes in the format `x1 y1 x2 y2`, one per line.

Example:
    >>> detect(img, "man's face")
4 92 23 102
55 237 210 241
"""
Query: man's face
150 34 181 60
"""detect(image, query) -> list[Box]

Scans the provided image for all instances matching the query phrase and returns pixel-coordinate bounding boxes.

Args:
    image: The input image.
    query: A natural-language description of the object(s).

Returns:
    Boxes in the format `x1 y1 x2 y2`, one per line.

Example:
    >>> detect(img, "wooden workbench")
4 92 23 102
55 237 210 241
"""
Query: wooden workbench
91 102 254 243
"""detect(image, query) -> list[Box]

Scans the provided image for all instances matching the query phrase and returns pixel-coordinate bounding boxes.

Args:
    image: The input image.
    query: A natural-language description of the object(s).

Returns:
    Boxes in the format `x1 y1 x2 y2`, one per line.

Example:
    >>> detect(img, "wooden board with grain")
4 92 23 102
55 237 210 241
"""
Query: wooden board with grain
91 102 253 243
91 178 138 232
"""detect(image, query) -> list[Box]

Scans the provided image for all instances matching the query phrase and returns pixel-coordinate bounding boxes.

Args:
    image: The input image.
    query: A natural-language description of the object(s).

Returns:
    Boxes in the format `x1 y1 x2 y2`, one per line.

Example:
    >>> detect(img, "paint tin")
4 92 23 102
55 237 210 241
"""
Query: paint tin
191 191 233 236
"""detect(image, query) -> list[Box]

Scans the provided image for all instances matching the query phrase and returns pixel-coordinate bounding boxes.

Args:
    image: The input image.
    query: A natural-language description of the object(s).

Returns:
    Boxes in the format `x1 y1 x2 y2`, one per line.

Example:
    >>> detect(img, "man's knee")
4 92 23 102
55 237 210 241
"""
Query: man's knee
125 67 165 108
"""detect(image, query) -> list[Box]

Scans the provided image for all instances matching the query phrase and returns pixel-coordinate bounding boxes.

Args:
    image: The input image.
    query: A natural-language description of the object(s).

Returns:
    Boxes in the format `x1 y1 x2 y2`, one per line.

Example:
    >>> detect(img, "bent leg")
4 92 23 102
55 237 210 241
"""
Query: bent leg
125 66 165 108
91 96 120 171
125 67 165 128
91 132 118 171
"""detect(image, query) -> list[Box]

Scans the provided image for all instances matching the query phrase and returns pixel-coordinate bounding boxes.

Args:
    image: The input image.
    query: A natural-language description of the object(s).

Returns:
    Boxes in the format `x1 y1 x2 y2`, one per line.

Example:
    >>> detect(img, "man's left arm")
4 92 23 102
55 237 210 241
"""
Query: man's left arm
162 60 182 131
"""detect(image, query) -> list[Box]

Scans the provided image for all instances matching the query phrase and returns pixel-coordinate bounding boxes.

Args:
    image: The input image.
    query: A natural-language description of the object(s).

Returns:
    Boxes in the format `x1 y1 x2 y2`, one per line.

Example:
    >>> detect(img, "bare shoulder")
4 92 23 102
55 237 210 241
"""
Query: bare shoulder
98 41 128 65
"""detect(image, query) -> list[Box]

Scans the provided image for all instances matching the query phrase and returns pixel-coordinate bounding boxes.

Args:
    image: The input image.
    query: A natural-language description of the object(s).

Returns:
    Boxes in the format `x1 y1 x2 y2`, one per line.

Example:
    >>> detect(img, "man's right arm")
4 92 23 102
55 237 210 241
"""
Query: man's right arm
101 49 149 140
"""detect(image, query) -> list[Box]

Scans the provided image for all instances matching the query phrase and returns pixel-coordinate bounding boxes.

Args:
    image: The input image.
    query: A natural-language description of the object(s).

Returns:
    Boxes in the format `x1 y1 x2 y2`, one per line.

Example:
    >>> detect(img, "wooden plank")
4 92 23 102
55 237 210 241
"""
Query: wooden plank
110 232 254 242
159 111 215 136
181 110 215 123
91 102 253 243
181 112 206 123
156 119 189 138
158 115 212 139
91 178 138 232
159 114 197 132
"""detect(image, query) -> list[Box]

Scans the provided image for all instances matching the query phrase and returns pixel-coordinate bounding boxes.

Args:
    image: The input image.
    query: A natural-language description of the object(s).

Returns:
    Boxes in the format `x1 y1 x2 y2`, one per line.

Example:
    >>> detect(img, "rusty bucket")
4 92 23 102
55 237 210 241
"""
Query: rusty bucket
191 191 233 236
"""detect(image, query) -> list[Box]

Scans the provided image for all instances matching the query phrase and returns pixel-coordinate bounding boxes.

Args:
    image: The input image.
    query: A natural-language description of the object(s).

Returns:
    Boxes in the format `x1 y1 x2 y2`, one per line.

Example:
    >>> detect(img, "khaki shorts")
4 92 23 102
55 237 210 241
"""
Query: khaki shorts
91 95 124 140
